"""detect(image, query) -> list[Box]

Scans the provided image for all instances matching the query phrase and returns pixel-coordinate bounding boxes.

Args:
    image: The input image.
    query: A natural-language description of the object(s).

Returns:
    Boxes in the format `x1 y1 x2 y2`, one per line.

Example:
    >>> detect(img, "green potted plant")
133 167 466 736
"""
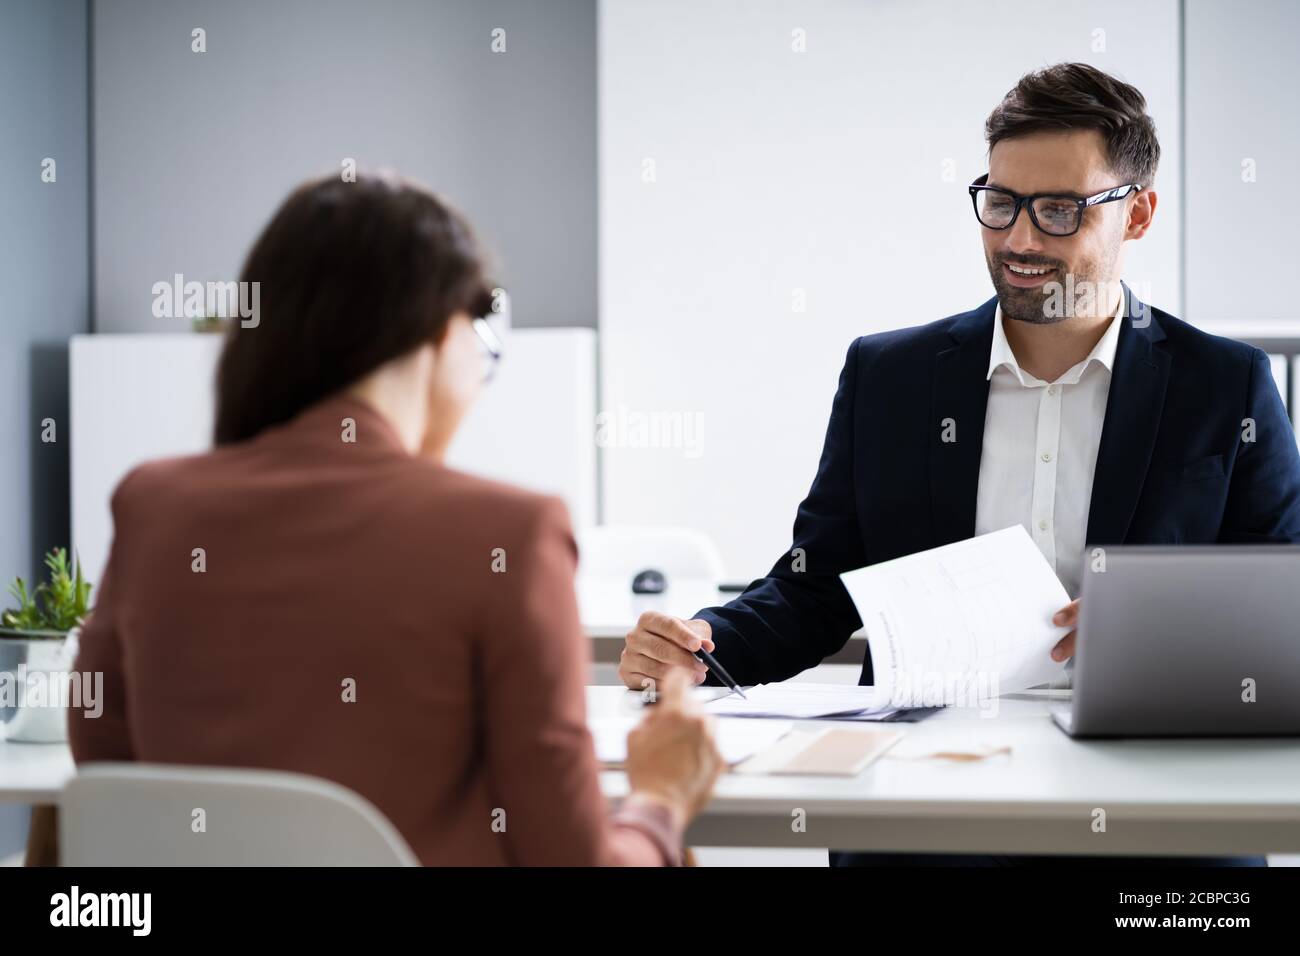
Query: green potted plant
0 548 94 743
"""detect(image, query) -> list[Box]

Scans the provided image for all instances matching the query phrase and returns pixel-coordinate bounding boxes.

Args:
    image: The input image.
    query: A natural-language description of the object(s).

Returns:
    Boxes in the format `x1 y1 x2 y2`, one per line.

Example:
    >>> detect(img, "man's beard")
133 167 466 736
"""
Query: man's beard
986 234 1121 326
986 251 1073 325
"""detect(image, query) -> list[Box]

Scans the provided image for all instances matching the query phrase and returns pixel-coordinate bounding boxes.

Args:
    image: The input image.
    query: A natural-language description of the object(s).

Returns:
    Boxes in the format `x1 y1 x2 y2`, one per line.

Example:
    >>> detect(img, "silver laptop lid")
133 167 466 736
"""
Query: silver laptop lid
1073 546 1300 737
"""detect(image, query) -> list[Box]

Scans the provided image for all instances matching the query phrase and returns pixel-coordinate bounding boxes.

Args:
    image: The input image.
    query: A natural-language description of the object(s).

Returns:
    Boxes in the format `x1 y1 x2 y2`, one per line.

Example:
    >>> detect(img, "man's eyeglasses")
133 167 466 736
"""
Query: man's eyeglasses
968 173 1142 237
472 316 502 383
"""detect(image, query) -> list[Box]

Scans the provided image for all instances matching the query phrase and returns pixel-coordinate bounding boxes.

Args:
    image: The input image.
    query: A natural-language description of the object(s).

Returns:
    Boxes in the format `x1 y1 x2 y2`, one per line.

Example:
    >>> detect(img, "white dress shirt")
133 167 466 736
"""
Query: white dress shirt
974 295 1125 600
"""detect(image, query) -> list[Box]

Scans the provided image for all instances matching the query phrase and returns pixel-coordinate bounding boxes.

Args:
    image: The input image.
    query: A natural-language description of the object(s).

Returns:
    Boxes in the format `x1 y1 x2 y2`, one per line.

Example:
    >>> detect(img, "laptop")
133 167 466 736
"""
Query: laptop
1052 545 1300 738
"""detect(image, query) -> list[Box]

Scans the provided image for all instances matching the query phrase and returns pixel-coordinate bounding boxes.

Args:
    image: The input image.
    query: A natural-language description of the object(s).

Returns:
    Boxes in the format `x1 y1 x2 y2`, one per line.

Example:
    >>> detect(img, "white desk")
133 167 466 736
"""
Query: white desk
0 736 74 804
594 686 1300 857
580 584 867 667
7 687 1300 857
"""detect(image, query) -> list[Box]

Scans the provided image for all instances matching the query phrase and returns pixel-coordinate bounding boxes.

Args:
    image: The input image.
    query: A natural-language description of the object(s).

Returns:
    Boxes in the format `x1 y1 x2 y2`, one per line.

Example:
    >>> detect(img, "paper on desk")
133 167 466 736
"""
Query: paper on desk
706 683 902 721
840 525 1070 709
734 726 903 776
589 715 794 765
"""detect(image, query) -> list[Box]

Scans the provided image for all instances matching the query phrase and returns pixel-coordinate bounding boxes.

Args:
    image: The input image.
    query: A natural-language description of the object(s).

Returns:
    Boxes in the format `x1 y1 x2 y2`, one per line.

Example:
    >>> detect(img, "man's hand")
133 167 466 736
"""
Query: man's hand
1050 599 1079 661
618 612 715 690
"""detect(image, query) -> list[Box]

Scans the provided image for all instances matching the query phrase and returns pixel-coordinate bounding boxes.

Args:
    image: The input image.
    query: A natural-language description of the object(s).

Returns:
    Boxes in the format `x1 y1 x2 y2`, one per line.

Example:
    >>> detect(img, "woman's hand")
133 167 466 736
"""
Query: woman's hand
624 668 724 829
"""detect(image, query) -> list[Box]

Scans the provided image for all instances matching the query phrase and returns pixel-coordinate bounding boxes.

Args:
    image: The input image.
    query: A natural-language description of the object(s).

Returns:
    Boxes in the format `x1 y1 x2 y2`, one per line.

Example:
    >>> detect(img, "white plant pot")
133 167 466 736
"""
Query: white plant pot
0 627 81 743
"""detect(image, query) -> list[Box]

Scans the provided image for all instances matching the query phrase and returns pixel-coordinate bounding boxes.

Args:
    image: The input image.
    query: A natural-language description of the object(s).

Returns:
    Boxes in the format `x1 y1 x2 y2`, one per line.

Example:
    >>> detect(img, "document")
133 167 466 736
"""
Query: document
840 525 1071 708
706 683 902 720
589 715 794 765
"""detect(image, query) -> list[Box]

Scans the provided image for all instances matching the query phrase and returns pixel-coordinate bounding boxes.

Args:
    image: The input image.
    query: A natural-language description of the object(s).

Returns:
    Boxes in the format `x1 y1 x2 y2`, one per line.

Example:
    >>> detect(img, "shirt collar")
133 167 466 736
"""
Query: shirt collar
986 292 1125 386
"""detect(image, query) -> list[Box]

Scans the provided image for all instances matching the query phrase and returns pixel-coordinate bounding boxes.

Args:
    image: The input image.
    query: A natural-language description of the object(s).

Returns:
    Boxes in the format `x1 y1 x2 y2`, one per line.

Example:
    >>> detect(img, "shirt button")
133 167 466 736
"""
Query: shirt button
1038 519 1049 531
1048 385 1058 396
1041 452 1052 462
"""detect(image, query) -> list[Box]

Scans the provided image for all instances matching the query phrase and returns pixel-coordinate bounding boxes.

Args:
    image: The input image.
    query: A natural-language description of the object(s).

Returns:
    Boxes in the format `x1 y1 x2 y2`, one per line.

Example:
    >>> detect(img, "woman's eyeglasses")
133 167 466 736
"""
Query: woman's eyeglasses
472 316 502 383
968 173 1142 237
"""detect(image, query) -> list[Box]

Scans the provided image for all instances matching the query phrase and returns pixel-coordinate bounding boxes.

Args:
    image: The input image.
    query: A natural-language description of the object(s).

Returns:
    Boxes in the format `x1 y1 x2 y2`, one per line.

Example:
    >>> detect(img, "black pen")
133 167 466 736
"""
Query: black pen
693 646 747 700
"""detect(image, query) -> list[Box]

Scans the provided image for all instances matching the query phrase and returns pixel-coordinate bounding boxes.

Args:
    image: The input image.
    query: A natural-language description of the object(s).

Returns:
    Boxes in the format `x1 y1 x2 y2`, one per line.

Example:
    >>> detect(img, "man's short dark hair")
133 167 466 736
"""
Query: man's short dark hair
985 62 1160 187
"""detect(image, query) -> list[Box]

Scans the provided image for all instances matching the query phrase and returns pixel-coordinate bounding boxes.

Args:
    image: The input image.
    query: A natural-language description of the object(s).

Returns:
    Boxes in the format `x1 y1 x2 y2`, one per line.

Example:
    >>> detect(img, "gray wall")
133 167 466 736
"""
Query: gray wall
1185 0 1300 322
0 0 90 856
93 0 596 333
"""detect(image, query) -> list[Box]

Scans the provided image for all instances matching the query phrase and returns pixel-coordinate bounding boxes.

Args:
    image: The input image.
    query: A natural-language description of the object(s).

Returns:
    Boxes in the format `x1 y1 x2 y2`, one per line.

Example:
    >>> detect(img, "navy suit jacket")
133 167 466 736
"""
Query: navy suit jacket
697 286 1300 687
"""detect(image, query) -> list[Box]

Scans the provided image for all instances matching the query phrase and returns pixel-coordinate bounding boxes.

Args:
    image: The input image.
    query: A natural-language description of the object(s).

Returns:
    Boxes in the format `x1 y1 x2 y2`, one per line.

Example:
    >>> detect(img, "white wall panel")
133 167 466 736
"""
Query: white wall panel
599 0 1180 577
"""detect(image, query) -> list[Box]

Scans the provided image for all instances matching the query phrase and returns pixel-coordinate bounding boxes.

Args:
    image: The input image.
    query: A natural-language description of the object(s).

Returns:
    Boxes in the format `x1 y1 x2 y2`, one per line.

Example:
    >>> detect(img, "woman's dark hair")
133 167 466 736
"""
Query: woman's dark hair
985 62 1160 187
214 171 494 445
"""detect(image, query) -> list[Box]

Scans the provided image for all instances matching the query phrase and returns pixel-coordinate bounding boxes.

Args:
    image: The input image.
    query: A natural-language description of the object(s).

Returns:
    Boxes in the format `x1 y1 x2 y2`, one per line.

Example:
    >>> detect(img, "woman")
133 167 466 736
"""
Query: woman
67 172 722 865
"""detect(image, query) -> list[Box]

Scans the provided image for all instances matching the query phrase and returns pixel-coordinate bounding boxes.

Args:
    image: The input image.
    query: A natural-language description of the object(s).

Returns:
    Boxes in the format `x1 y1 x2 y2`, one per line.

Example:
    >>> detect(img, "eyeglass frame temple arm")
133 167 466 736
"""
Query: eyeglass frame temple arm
472 316 503 358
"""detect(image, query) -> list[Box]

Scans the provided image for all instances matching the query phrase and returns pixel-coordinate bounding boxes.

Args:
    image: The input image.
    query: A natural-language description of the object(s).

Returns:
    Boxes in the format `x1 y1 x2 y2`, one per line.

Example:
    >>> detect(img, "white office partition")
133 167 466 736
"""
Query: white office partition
598 0 1181 579
445 328 598 528
70 335 221 589
70 329 597 588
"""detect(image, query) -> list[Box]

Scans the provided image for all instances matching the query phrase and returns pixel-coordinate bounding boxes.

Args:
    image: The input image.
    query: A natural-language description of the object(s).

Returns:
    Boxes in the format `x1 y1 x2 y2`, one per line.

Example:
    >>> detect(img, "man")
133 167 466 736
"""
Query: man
617 63 1300 865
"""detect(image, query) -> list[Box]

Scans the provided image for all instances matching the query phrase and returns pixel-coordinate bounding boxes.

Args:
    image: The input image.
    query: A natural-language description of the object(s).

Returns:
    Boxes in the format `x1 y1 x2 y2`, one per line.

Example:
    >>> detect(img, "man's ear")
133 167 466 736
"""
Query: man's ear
1124 188 1156 240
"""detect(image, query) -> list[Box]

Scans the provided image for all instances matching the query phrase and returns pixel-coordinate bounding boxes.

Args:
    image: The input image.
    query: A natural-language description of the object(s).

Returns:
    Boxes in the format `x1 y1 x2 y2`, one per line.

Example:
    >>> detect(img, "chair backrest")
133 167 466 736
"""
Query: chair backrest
60 764 419 866
576 525 726 589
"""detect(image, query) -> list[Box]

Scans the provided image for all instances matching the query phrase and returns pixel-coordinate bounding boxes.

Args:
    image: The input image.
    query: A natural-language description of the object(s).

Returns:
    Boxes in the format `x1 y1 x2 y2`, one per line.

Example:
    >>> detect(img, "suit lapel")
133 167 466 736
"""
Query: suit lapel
1084 283 1170 545
930 298 997 547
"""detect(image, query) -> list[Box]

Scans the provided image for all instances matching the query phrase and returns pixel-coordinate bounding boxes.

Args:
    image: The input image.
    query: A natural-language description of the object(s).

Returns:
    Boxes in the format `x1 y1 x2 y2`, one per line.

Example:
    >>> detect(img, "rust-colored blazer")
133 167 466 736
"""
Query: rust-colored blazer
70 394 677 865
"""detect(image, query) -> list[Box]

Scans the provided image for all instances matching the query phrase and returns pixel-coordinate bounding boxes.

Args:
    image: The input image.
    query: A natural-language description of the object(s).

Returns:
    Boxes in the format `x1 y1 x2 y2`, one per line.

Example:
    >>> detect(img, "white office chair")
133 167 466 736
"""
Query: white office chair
576 525 726 589
60 764 419 866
